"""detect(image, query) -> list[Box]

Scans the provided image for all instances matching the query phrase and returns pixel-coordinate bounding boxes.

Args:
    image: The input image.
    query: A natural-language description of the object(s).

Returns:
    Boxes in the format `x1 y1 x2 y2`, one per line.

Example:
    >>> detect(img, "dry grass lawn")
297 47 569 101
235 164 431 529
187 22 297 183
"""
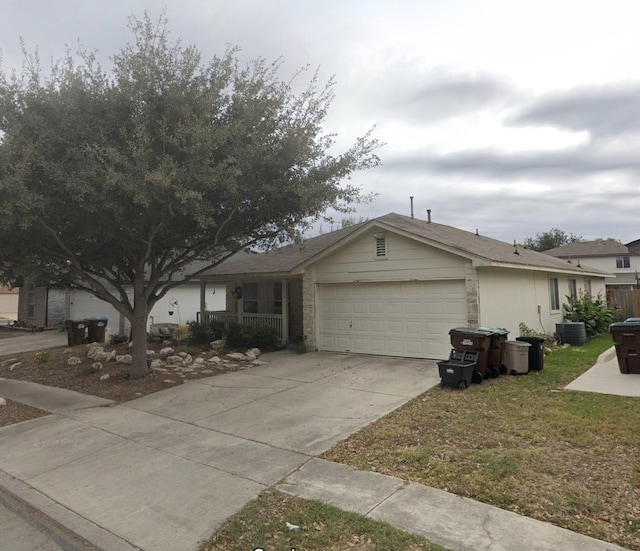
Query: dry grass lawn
323 335 640 550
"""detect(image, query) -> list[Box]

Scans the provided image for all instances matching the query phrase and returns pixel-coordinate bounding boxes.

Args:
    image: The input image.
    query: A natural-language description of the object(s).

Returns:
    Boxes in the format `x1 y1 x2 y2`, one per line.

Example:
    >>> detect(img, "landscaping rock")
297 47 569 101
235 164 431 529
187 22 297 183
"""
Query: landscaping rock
159 347 175 358
116 354 133 365
9 362 21 371
67 356 82 366
99 373 110 381
150 359 164 369
91 362 103 371
210 339 225 350
146 350 156 358
250 348 261 358
193 357 206 367
166 355 184 366
225 352 246 361
1 358 18 368
0 398 6 407
207 356 221 364
182 354 193 365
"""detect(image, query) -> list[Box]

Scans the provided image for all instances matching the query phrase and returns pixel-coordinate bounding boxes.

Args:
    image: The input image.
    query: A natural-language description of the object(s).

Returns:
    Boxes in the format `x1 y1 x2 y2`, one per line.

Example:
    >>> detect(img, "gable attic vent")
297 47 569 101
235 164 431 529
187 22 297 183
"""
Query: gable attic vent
374 232 387 257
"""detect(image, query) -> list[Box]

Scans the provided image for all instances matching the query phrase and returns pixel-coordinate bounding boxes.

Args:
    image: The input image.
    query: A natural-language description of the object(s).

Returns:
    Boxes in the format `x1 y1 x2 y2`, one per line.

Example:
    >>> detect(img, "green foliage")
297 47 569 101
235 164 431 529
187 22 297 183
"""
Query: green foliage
34 351 50 365
0 12 380 376
563 291 615 337
187 321 225 345
242 325 281 351
523 228 583 252
223 322 281 351
518 323 555 347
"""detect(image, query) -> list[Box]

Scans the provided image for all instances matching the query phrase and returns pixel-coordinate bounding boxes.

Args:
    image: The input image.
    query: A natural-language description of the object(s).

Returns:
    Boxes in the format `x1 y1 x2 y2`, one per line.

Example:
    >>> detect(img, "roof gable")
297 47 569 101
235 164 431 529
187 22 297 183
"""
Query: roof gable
200 213 610 278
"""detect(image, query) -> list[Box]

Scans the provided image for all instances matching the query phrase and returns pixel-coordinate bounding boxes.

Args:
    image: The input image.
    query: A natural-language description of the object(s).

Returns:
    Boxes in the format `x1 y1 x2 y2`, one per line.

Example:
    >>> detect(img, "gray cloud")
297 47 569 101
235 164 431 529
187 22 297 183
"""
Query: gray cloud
384 145 640 179
511 84 640 138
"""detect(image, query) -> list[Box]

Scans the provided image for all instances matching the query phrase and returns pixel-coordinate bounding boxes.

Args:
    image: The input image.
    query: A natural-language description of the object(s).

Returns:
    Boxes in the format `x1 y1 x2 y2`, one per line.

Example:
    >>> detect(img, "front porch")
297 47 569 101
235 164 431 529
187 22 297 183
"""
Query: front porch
200 311 284 336
198 277 303 345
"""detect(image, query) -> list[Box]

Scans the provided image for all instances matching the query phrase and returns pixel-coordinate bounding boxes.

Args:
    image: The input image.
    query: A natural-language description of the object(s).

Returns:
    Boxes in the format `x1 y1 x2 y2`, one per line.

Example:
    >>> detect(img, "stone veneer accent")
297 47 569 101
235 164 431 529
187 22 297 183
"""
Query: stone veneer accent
301 269 316 350
465 261 479 326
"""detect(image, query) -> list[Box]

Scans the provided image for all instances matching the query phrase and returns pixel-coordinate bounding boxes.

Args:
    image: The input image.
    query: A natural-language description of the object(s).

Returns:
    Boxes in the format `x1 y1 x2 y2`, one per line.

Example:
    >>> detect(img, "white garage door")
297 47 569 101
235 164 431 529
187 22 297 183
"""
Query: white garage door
318 281 466 359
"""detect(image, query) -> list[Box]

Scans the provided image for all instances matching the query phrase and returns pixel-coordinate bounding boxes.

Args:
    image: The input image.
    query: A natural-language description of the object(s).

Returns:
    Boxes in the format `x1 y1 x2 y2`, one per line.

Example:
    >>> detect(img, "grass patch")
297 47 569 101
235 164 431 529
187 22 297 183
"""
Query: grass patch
199 489 450 551
323 335 640 550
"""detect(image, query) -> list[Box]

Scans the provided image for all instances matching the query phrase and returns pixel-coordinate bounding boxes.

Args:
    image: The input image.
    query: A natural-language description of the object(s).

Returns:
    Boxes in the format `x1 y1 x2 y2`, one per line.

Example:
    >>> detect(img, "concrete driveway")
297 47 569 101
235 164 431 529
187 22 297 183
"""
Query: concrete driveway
0 351 439 550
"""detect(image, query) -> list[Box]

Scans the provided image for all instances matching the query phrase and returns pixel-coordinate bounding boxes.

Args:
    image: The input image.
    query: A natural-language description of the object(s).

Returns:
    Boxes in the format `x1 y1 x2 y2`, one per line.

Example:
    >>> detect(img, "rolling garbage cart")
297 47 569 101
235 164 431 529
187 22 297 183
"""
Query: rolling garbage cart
610 321 640 374
503 340 530 374
449 327 508 383
438 350 479 390
86 317 108 343
516 336 545 371
64 320 87 346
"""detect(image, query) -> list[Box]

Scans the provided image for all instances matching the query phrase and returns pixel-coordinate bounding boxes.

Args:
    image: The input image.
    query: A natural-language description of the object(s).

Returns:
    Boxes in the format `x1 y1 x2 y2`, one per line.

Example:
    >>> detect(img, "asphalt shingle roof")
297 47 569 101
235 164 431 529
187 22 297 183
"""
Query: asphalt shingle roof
544 239 630 258
200 213 609 278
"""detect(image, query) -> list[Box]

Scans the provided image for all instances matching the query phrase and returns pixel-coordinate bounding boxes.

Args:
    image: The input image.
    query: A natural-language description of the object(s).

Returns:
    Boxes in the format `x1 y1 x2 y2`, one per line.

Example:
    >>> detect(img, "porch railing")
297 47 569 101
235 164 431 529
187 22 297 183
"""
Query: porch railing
200 310 283 335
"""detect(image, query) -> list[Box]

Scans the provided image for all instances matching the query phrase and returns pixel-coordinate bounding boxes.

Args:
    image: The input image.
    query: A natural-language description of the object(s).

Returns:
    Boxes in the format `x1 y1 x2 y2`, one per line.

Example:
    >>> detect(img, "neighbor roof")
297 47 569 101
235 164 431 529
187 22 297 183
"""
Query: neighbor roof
544 239 630 258
200 213 609 279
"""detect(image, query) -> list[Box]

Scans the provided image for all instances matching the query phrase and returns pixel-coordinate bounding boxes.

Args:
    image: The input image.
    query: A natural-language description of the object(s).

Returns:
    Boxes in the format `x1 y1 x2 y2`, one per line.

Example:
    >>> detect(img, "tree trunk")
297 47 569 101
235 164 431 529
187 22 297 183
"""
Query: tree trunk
128 286 149 379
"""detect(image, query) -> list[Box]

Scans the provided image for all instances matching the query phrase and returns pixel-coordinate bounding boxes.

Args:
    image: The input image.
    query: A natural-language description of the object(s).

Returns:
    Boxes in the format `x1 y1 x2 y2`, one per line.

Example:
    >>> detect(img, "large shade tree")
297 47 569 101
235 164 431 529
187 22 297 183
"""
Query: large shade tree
0 14 381 377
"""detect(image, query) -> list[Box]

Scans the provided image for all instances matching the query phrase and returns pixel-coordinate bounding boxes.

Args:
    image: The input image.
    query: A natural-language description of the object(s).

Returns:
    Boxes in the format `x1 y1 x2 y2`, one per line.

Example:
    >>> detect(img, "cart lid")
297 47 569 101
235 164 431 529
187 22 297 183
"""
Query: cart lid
610 322 640 330
449 327 494 337
469 325 509 336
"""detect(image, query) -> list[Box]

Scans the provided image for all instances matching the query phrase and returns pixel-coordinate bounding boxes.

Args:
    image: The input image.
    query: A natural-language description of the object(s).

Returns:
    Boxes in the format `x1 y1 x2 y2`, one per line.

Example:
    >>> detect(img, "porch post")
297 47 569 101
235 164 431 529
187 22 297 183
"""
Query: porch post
237 281 243 324
281 278 289 344
199 280 207 326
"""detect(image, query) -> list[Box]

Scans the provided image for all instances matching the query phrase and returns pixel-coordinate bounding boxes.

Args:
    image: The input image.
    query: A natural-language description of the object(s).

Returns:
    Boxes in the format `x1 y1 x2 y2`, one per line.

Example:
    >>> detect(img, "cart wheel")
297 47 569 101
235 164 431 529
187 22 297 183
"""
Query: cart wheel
510 369 517 376
472 371 483 384
489 367 500 378
440 379 445 388
499 364 508 375
458 380 468 390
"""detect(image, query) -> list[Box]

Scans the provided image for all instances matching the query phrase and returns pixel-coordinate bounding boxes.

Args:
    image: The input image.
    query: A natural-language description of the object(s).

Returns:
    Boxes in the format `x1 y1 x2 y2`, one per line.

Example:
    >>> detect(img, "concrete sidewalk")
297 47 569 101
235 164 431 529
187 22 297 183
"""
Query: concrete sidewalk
0 350 634 551
277 459 630 551
0 351 442 550
564 346 640 397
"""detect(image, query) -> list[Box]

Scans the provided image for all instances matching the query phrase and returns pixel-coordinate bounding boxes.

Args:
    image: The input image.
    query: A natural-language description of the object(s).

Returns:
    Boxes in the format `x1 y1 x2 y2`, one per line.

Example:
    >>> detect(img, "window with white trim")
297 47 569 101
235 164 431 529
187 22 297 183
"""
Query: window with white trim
616 256 631 269
242 283 258 313
584 278 592 296
549 277 560 311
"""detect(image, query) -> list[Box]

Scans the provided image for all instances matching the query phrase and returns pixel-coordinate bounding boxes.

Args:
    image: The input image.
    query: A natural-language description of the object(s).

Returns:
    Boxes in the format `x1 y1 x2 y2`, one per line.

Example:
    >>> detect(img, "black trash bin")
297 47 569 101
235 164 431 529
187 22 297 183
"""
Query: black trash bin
609 322 640 374
86 317 108 343
438 350 479 390
64 320 87 346
449 327 493 382
516 336 545 371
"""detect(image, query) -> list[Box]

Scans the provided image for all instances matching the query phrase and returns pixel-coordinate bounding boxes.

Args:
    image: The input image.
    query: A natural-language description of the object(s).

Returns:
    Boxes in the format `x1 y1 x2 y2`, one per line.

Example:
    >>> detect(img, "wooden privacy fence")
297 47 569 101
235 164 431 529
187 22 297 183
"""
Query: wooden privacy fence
607 289 640 319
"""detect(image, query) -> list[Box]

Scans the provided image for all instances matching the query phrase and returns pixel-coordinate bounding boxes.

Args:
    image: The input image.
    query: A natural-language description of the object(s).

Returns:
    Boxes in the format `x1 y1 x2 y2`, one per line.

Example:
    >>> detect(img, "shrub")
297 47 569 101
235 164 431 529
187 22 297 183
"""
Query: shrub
187 320 225 345
563 291 615 337
242 325 281 351
518 323 556 347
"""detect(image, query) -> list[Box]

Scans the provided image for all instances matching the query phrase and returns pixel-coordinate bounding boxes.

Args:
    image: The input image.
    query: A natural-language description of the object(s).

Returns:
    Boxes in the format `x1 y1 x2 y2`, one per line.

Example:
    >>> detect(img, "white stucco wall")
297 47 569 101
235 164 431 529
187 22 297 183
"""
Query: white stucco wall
70 283 225 336
477 267 606 338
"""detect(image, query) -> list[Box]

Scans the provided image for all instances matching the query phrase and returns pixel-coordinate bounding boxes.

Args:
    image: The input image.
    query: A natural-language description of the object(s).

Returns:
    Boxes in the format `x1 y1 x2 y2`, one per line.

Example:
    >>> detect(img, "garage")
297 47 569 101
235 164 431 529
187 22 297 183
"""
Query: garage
69 290 126 336
317 280 466 359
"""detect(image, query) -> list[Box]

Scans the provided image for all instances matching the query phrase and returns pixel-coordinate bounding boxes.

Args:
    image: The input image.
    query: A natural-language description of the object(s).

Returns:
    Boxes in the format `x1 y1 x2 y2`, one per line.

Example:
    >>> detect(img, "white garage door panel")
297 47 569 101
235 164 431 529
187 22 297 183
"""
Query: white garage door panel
318 281 466 359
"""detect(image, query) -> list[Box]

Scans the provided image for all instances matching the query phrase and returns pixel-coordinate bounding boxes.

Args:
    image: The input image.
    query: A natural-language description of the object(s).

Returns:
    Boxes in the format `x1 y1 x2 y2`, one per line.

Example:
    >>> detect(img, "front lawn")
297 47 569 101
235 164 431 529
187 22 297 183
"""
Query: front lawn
323 336 640 550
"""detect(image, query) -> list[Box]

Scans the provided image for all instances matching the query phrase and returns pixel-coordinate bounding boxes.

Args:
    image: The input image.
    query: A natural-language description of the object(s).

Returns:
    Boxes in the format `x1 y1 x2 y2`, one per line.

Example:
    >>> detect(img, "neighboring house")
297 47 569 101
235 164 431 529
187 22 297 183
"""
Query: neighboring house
17 276 225 336
544 239 640 290
0 285 19 322
198 213 608 360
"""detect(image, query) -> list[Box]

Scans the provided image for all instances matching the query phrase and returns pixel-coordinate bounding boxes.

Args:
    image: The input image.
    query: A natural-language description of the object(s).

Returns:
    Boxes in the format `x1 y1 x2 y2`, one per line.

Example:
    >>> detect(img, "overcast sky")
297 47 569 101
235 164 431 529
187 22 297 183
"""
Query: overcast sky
2 0 640 244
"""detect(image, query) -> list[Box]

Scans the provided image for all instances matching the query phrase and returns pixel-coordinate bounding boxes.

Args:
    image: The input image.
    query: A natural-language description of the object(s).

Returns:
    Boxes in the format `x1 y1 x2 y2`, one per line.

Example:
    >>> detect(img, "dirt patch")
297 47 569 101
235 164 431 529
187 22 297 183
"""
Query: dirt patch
0 399 49 428
0 340 261 426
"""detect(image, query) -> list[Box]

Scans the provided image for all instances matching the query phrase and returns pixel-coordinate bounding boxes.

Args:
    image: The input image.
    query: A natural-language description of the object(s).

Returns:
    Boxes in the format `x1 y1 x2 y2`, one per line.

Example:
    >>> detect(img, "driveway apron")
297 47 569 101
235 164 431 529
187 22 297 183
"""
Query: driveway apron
0 351 439 550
